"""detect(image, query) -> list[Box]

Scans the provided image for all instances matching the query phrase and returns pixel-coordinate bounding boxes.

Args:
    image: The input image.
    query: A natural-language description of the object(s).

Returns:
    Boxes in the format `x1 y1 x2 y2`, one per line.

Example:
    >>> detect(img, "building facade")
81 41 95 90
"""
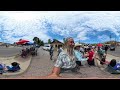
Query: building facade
51 40 64 51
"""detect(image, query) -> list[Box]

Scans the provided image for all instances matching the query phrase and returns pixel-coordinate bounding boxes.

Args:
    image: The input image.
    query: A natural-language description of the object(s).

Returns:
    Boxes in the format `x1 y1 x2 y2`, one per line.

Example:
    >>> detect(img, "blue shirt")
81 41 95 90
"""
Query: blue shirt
74 50 88 61
113 63 120 70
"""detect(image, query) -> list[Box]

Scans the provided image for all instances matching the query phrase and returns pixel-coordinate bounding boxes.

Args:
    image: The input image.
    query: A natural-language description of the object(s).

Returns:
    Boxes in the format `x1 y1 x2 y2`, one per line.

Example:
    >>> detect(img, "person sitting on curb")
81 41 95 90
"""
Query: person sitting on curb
86 48 95 66
97 47 106 65
46 37 79 78
6 62 21 72
74 43 88 66
96 58 120 74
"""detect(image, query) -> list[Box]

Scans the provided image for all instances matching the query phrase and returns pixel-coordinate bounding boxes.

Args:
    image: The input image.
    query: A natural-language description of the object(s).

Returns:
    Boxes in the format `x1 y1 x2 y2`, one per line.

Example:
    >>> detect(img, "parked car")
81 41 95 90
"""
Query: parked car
42 45 50 51
110 45 115 51
35 45 40 48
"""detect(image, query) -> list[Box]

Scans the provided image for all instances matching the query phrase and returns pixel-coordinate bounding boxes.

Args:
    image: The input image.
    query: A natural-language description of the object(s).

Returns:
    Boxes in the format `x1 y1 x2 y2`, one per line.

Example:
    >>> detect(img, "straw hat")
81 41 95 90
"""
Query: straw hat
74 43 82 48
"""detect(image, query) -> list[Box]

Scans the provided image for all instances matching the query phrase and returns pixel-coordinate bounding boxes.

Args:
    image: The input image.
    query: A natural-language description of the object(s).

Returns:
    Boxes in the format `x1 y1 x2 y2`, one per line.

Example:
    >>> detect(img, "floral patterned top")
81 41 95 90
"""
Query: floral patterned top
54 51 76 69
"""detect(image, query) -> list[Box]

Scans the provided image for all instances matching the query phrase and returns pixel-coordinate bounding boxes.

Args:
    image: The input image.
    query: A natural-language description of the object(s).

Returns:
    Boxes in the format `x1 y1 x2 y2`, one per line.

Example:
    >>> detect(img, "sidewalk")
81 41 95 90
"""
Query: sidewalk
0 55 32 76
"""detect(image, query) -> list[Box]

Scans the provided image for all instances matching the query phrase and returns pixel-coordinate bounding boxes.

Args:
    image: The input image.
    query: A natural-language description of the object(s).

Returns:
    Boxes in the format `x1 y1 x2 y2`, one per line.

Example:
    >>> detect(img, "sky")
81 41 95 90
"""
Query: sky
0 11 120 44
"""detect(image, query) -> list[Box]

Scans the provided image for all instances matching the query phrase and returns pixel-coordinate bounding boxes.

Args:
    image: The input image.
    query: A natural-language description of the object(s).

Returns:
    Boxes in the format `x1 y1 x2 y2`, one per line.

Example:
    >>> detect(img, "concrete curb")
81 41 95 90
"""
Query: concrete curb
15 56 33 76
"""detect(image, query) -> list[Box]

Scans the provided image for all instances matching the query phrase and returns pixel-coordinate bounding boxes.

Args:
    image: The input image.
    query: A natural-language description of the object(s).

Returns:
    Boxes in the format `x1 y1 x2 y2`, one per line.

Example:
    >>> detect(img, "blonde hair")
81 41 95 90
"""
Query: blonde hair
66 37 73 42
65 37 74 50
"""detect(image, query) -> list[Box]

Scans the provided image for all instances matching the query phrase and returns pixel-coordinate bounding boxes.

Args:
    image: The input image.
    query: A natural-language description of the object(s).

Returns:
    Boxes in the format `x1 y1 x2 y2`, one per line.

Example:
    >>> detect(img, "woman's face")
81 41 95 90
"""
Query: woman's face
76 46 80 50
67 38 75 48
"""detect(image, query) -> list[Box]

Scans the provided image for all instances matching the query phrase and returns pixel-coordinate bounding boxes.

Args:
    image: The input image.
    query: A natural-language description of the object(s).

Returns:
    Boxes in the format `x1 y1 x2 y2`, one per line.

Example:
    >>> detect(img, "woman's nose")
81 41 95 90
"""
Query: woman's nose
72 43 75 45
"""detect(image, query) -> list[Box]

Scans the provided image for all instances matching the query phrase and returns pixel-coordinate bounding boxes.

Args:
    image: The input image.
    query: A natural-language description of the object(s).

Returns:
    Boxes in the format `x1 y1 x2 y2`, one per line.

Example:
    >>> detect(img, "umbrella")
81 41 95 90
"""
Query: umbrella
97 43 103 47
16 39 29 45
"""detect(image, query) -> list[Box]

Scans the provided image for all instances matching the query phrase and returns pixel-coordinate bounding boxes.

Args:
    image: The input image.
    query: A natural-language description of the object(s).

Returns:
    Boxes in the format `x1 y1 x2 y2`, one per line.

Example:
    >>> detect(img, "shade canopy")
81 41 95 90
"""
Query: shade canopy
16 39 29 45
97 43 103 47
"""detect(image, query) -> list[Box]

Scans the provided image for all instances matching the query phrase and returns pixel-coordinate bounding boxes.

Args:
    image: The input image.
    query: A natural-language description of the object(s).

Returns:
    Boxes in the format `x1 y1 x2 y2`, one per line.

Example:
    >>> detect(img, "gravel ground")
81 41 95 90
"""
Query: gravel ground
0 47 120 79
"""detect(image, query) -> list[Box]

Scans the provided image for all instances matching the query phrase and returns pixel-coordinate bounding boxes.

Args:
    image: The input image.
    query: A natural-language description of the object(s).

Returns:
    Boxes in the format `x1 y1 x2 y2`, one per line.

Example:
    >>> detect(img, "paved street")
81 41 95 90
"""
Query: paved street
108 46 120 57
0 46 22 57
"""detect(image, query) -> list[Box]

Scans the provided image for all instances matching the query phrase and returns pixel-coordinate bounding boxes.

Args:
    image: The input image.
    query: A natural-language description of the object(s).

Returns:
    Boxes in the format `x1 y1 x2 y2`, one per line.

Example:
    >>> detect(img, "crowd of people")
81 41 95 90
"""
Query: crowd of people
46 37 119 78
20 46 38 58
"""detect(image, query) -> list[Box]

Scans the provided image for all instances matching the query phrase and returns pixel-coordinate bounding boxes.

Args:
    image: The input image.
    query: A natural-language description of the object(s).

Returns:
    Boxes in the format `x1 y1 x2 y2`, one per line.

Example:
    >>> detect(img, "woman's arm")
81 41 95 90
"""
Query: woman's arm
96 57 109 65
74 50 88 61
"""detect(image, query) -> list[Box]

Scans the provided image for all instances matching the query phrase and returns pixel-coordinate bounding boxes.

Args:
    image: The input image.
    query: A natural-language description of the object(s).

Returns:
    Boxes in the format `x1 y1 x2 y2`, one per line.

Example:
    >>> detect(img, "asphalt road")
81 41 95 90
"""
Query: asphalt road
0 46 22 57
107 46 120 57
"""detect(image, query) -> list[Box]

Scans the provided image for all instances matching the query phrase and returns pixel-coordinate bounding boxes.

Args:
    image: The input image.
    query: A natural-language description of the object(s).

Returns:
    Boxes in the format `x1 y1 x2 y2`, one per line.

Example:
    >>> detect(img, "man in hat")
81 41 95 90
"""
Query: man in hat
74 43 88 66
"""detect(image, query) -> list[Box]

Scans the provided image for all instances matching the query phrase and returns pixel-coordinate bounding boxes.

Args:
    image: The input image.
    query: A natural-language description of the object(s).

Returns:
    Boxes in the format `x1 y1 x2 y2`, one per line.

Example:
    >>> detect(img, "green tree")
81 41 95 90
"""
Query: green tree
37 39 41 45
33 37 45 46
33 37 39 45
41 41 44 46
110 35 112 41
33 37 38 43
48 39 52 44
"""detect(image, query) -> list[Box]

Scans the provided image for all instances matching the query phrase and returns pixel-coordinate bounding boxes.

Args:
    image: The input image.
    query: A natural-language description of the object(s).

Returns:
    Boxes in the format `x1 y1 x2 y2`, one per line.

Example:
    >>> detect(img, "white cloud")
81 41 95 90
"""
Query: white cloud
0 15 51 43
77 29 89 40
1 11 120 43
44 12 120 37
98 35 110 42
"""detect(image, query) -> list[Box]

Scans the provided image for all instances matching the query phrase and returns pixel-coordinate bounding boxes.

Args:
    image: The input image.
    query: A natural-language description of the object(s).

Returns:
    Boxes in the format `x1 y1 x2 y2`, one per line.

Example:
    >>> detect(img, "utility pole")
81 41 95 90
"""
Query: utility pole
110 35 111 44
79 40 80 44
115 35 117 46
